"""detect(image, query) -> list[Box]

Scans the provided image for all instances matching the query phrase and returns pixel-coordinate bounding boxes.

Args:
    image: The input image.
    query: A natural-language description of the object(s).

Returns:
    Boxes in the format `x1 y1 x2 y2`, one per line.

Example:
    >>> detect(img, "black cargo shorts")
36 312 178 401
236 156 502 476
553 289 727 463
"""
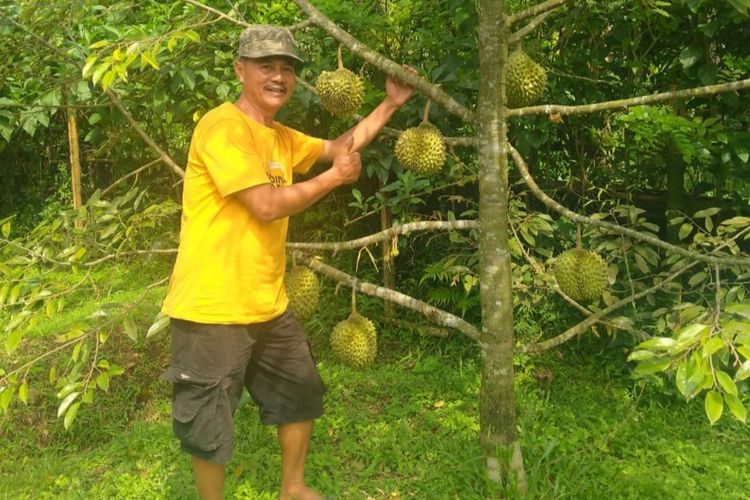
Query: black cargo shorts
160 309 327 463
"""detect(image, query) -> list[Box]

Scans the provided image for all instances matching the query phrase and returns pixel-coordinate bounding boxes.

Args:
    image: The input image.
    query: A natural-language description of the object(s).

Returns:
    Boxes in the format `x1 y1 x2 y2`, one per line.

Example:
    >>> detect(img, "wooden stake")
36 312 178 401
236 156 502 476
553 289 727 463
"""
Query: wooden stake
66 106 83 229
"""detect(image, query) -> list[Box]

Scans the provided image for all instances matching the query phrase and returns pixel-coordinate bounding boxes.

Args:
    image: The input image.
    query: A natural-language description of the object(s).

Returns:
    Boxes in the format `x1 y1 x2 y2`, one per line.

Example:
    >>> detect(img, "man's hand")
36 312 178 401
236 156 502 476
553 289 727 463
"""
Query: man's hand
330 136 361 185
385 66 418 108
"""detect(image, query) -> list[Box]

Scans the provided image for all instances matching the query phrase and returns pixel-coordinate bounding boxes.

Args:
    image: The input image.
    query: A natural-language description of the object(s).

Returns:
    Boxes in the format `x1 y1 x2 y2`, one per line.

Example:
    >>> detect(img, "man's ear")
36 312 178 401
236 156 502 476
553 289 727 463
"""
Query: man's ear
233 60 245 83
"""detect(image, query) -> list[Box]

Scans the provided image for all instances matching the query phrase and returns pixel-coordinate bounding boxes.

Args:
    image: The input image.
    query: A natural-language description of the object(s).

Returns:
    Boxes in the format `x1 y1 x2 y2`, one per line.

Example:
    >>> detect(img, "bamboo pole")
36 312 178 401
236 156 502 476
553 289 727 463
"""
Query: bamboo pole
66 107 84 229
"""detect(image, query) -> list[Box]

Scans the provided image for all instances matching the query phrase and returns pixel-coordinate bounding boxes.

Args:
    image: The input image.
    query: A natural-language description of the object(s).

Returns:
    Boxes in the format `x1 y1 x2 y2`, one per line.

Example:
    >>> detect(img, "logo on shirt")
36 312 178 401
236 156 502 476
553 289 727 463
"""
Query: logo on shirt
266 161 287 188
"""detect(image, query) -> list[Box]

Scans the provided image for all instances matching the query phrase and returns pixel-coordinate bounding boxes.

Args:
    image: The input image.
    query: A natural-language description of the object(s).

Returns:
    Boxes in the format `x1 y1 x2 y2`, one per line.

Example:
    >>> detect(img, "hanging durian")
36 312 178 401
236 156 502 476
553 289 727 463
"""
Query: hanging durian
285 263 320 321
330 289 377 368
394 100 446 176
506 49 547 108
553 227 608 301
315 45 365 117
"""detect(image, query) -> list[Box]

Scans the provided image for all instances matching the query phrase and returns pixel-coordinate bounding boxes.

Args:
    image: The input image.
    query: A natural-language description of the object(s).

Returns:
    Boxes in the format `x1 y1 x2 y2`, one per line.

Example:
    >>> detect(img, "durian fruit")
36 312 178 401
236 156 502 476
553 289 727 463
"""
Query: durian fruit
553 248 608 302
394 100 446 176
285 265 320 321
330 291 377 368
315 46 364 117
506 49 547 108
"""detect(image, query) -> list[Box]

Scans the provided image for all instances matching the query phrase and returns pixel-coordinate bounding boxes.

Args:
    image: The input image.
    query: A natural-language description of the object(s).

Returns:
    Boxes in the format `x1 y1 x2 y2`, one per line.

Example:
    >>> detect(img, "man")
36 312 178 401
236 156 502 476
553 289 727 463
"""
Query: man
160 25 415 500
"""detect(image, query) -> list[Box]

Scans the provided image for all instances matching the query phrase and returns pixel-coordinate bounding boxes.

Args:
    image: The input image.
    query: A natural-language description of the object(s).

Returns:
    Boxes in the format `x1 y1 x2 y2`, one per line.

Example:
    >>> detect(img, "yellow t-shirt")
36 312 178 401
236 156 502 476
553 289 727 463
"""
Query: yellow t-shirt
161 102 323 324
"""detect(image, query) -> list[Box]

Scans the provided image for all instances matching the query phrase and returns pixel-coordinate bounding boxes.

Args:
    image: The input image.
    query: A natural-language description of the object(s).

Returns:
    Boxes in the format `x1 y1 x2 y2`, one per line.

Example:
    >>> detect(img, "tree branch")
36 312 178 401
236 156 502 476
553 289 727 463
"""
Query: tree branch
287 220 478 251
519 262 696 353
101 158 161 196
104 89 185 178
184 0 312 31
509 0 568 25
290 0 474 122
508 78 750 117
520 223 750 354
509 10 557 45
296 253 481 340
509 144 750 266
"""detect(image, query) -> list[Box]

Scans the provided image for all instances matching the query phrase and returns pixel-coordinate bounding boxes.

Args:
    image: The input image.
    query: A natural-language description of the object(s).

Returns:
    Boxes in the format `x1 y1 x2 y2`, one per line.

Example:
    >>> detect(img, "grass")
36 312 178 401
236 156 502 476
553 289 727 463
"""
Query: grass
2 267 750 499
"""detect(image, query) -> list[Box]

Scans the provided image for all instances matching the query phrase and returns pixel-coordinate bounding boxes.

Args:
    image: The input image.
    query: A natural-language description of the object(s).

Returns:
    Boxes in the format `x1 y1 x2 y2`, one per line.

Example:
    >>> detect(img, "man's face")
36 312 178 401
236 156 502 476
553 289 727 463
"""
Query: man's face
234 56 296 116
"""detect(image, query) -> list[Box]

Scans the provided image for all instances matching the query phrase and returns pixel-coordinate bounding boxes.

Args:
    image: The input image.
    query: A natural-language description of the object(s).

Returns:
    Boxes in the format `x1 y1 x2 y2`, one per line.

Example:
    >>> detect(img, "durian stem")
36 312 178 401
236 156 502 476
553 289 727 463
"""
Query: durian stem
337 44 344 70
422 99 432 124
351 284 357 315
575 224 582 249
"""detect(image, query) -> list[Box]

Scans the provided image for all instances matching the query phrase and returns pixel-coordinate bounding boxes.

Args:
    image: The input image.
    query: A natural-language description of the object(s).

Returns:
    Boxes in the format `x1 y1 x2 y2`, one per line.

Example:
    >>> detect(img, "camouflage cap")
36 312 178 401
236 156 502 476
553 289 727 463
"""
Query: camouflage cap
238 25 303 64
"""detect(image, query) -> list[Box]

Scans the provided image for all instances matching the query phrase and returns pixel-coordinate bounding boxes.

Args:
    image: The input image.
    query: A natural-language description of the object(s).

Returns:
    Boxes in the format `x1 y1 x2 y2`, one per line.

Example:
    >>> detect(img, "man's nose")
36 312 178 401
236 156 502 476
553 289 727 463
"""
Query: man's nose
270 68 285 80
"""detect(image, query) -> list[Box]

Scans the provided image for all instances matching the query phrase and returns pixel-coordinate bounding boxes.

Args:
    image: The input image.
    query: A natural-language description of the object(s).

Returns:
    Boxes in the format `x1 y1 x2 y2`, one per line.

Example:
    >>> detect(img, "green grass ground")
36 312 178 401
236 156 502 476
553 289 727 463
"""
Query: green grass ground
1 262 749 498
2 329 749 499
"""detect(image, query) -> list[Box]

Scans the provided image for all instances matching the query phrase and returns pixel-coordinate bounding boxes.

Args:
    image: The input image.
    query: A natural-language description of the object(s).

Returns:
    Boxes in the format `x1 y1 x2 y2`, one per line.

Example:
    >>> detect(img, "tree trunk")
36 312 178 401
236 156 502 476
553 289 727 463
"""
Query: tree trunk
477 0 526 493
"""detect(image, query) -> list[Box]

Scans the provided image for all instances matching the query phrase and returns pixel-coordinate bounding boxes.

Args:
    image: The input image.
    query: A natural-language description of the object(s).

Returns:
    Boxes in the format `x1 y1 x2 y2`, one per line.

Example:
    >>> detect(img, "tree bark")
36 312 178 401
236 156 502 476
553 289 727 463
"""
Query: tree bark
477 0 526 493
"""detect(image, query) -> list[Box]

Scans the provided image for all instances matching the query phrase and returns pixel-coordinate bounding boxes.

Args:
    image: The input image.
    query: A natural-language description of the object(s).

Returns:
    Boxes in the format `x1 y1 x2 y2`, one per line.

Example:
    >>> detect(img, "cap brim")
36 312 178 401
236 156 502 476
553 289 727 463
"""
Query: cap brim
239 49 304 64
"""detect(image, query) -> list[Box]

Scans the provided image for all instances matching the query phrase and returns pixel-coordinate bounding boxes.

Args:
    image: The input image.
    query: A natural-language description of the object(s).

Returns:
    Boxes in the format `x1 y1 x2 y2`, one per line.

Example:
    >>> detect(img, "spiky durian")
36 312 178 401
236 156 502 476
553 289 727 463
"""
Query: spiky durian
506 50 547 108
285 266 320 321
330 312 377 368
553 248 608 301
394 122 446 176
315 68 365 117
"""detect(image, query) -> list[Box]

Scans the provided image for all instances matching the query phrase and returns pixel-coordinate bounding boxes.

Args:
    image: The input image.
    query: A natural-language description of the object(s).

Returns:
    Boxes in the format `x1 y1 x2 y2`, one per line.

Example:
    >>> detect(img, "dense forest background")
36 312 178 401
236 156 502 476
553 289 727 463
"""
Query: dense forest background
2 0 750 497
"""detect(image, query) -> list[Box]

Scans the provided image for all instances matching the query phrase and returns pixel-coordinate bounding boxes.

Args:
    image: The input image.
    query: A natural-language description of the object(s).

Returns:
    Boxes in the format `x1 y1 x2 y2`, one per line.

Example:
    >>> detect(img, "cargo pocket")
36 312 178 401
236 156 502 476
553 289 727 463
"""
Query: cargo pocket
161 366 224 453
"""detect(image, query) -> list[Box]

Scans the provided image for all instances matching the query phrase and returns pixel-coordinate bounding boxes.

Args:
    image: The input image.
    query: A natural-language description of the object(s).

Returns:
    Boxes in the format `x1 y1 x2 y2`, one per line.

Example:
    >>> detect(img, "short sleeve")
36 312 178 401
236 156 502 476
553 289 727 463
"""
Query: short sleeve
196 119 268 197
286 128 324 175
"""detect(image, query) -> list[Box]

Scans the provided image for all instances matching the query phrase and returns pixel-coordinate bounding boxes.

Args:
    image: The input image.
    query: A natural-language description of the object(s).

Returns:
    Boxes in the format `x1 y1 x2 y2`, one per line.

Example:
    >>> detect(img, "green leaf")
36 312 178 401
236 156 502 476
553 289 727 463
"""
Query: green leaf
81 55 98 77
89 40 110 49
735 361 750 381
1 221 10 238
146 312 170 339
627 350 656 362
0 386 12 411
678 223 693 240
48 365 56 385
676 323 709 344
637 337 676 351
92 62 109 85
675 361 690 397
634 357 672 376
5 330 23 355
702 336 724 358
101 70 116 91
63 402 80 430
108 363 124 377
679 46 702 70
688 271 707 287
18 380 28 404
57 391 80 418
716 370 738 396
705 390 724 424
724 393 747 423
738 345 750 360
694 207 720 218
56 382 81 400
96 372 110 392
726 302 750 320
123 317 138 342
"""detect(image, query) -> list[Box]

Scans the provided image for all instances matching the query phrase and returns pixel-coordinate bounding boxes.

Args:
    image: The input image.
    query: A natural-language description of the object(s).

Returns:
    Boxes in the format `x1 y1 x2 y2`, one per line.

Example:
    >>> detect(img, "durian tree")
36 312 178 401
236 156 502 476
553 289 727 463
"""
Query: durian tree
3 0 750 493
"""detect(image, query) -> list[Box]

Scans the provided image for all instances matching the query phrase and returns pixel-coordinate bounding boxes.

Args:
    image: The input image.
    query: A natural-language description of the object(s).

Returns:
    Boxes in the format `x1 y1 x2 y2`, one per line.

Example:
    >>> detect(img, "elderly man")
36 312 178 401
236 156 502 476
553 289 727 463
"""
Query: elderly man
160 25 415 500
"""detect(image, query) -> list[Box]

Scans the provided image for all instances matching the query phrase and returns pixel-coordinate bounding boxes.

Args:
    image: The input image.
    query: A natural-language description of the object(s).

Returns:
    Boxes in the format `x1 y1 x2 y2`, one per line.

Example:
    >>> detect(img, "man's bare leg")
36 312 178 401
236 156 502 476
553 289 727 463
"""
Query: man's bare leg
278 421 322 500
192 456 225 500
